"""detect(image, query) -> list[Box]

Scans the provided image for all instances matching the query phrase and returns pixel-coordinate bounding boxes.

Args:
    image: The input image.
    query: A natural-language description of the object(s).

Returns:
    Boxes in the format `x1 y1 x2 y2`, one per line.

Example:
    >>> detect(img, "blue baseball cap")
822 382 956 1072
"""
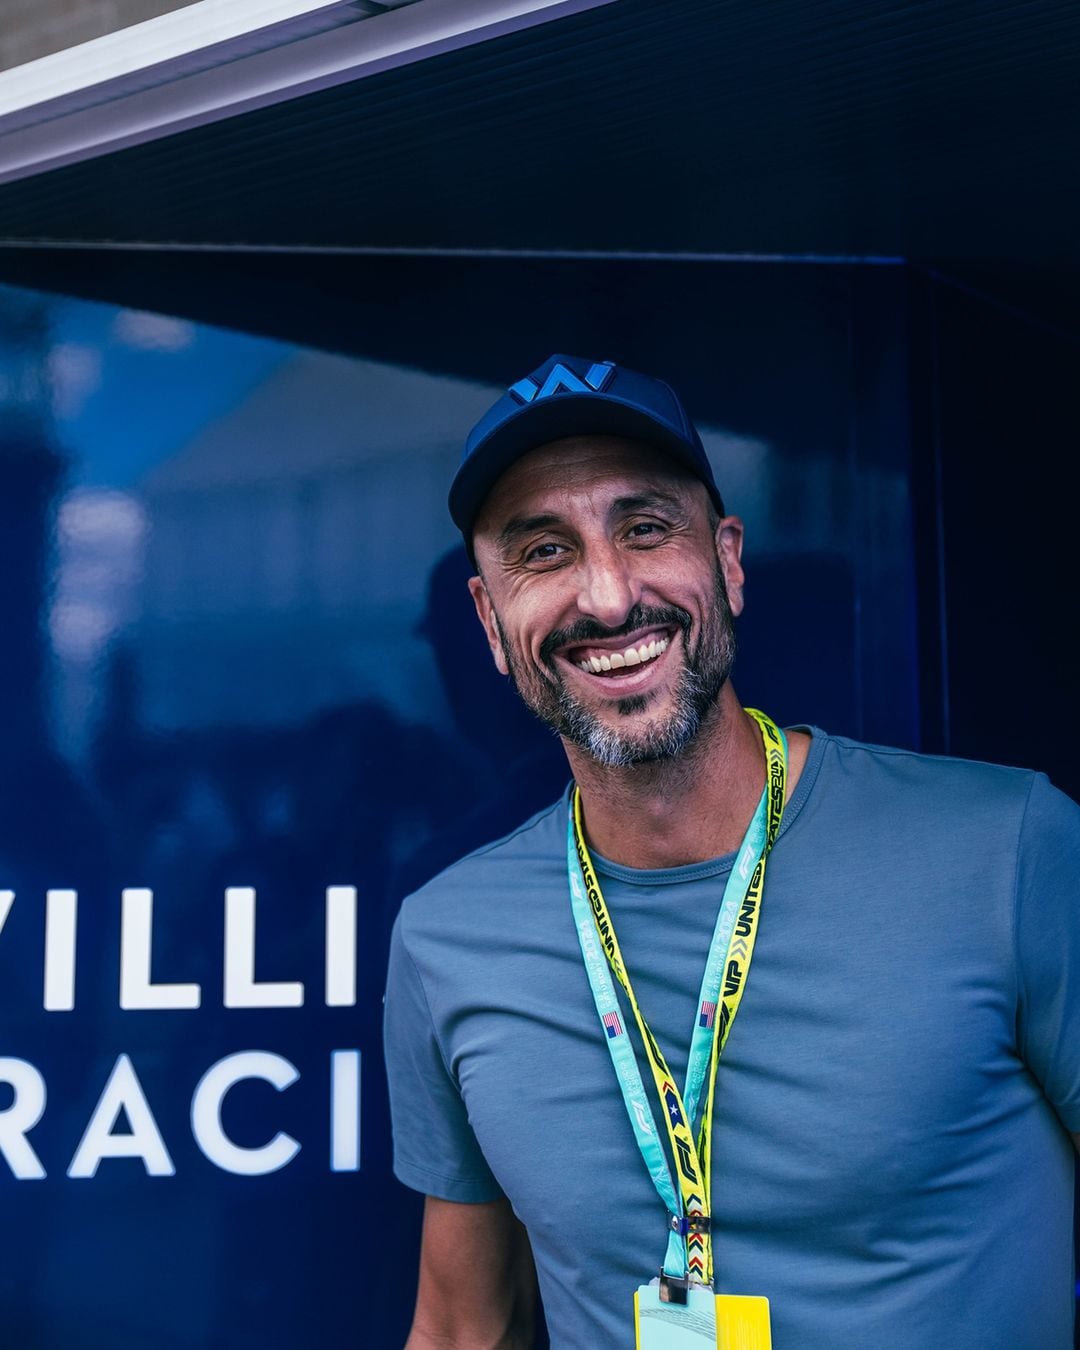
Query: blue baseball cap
449 353 725 550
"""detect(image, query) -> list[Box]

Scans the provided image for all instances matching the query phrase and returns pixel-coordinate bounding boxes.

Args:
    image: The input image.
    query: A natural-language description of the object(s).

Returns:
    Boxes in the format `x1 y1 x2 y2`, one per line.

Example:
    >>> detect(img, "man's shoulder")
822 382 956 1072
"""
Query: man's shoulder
399 791 570 919
809 726 1074 830
817 726 1038 791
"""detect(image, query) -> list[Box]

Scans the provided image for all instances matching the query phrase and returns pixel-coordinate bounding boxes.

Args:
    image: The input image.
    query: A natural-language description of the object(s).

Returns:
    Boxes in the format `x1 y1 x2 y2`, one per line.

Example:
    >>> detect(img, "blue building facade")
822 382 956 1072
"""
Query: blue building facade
1 251 1076 1345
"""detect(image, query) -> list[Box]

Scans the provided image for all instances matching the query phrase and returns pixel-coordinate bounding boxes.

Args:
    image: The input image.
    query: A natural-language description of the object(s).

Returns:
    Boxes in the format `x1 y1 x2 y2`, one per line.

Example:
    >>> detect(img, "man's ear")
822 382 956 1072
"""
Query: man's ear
468 574 510 676
715 515 746 617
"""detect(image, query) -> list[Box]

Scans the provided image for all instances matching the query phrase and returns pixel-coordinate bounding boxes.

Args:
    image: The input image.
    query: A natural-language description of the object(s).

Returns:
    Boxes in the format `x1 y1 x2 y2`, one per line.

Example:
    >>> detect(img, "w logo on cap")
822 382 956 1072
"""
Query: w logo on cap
508 360 615 405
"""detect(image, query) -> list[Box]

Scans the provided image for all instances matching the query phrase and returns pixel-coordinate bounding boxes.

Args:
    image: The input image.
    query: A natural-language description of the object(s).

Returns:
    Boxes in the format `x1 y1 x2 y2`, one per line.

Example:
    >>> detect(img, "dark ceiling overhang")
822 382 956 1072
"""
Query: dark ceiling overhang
0 0 1078 331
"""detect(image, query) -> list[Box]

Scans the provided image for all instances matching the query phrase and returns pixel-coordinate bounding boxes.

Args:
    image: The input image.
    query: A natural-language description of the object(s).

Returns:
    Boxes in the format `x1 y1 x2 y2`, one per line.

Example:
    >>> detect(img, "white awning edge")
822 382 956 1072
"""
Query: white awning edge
0 2 376 121
0 0 620 189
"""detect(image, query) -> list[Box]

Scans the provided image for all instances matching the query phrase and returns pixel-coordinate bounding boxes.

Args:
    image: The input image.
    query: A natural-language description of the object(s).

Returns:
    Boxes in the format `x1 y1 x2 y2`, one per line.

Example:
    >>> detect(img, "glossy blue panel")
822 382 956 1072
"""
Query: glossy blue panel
0 265 918 1346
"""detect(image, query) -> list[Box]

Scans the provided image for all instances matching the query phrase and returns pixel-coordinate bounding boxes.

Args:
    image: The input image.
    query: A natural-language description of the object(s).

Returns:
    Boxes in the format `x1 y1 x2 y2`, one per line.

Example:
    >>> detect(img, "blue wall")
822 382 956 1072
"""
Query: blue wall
0 257 1074 1346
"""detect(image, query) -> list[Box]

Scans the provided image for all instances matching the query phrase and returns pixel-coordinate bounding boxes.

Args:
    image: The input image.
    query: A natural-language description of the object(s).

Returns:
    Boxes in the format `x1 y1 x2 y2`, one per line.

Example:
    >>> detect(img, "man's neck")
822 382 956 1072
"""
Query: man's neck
565 686 808 870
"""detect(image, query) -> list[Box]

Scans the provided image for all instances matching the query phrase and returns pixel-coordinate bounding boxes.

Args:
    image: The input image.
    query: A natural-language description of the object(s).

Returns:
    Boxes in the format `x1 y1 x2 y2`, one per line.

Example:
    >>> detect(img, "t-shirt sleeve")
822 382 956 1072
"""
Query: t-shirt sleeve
383 908 503 1203
1014 772 1080 1133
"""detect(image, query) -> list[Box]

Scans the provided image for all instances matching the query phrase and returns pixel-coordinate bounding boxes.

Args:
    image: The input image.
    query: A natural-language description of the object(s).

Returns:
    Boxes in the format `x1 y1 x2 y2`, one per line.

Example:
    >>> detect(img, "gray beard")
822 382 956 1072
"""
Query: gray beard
493 570 737 769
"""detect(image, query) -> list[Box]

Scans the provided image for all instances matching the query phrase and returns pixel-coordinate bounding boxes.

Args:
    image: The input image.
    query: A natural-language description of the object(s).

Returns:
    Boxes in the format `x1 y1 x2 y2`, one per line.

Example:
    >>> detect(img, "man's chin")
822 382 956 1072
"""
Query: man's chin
507 655 724 768
558 700 708 769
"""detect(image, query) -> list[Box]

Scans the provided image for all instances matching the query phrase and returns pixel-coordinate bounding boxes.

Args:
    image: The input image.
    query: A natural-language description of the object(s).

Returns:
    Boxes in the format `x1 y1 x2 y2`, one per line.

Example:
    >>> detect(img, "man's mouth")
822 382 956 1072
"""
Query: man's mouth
561 627 675 678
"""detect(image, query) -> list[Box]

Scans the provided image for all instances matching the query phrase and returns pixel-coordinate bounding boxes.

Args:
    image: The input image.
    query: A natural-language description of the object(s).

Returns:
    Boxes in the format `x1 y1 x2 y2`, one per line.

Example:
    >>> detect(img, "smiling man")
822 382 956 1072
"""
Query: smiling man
384 354 1080 1350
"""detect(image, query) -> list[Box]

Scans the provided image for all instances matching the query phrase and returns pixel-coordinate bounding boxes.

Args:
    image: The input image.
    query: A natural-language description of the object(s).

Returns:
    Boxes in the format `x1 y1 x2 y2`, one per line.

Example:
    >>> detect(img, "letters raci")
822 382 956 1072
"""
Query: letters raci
0 886 363 1182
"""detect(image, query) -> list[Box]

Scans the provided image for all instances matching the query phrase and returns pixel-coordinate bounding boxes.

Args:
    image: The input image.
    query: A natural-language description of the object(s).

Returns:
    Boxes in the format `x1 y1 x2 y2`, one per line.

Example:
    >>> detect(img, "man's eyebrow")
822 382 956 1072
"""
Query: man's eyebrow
496 513 564 550
610 491 687 516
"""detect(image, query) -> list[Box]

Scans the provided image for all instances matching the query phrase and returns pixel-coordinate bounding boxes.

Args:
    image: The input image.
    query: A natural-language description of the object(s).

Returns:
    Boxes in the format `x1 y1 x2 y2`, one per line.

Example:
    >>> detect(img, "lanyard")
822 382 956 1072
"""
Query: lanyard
567 709 787 1289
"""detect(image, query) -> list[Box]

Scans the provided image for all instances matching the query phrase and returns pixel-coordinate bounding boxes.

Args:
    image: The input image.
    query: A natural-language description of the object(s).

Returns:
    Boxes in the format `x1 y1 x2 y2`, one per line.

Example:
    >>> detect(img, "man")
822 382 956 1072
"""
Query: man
384 354 1080 1349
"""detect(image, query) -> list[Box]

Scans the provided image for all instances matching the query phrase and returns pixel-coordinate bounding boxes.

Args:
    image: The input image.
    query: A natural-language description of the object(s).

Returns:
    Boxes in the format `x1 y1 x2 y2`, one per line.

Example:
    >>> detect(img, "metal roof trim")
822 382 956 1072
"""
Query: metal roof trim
0 0 619 188
0 2 375 122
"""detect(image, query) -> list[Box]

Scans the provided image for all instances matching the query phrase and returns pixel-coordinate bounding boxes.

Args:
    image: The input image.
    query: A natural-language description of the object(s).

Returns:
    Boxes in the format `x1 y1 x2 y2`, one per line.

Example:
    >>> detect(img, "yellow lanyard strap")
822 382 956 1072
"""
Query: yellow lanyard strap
571 709 787 1286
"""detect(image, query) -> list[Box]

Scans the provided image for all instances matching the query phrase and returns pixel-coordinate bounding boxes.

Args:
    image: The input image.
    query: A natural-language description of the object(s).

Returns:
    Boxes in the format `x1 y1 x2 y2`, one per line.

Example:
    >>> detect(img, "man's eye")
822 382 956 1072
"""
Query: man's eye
627 521 664 539
525 541 566 563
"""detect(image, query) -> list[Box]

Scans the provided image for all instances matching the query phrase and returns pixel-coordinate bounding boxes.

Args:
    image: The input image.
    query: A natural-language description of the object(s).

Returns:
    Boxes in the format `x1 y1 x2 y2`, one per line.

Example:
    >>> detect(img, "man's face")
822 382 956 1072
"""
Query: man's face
468 436 745 768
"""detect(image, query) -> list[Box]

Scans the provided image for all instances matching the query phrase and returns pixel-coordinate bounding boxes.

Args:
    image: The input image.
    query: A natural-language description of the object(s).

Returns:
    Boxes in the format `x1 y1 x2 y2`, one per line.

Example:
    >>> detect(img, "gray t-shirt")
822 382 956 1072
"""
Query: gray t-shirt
384 730 1080 1348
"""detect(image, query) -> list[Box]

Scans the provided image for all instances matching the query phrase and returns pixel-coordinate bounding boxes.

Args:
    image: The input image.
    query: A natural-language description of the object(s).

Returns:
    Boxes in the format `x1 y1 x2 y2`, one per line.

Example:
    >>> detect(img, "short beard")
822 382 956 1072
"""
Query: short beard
492 568 737 768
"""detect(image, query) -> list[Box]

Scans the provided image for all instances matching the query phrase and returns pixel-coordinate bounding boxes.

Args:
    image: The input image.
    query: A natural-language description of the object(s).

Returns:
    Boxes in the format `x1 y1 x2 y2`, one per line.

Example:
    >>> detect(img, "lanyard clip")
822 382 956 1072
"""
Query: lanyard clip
670 1212 711 1236
658 1271 690 1306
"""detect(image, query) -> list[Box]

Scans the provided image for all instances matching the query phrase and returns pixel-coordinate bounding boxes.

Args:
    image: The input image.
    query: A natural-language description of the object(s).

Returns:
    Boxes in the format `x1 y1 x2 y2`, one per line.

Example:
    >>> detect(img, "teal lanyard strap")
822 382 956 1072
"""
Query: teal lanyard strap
566 726 786 1281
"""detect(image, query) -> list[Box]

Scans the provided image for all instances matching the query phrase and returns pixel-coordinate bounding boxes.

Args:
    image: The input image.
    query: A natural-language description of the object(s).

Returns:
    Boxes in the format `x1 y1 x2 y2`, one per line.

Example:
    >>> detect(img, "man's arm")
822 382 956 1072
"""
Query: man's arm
406 1195 538 1350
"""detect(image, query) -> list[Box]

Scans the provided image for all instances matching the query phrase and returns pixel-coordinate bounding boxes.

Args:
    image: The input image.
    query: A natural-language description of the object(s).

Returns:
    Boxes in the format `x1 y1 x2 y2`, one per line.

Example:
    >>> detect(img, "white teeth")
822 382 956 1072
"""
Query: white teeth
577 635 670 673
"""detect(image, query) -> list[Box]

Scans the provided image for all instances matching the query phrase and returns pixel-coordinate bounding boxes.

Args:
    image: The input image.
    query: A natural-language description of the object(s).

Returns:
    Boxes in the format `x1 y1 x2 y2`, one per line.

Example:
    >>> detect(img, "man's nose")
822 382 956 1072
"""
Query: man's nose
576 546 641 630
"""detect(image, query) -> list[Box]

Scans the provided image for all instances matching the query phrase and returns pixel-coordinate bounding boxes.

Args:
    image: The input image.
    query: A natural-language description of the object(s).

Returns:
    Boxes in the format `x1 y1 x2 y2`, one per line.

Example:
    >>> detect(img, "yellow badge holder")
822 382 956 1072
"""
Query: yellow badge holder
635 1285 771 1349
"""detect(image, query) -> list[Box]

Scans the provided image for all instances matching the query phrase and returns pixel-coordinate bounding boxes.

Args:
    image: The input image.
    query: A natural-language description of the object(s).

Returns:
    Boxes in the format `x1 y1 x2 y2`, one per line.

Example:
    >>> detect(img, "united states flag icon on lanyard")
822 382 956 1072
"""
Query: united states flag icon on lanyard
602 1011 624 1038
699 1000 717 1029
